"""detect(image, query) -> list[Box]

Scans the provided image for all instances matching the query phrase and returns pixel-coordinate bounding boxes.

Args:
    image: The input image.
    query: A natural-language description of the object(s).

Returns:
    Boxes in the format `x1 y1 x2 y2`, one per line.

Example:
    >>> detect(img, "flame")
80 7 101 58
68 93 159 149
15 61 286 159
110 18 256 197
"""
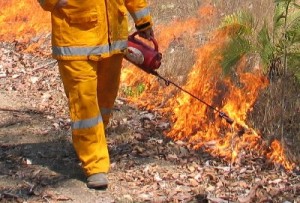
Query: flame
0 0 50 42
121 5 295 170
267 140 294 170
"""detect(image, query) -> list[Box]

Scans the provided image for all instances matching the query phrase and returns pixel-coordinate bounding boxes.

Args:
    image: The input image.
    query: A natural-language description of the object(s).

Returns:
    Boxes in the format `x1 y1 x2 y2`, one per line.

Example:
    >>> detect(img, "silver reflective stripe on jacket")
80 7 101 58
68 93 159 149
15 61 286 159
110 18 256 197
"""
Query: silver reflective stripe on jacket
100 107 112 116
110 40 128 52
52 40 127 56
72 114 103 129
130 7 150 21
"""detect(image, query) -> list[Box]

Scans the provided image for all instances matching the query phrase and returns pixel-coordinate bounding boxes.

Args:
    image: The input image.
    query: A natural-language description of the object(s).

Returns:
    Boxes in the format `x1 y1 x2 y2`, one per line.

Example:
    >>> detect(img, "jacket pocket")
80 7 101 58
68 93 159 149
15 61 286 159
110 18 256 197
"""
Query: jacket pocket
59 9 104 46
67 11 98 24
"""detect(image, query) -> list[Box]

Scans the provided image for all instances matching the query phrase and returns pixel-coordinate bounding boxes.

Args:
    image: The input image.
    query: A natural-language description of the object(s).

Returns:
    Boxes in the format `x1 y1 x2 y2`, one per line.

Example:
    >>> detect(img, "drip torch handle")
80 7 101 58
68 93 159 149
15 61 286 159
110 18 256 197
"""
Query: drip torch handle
130 32 159 51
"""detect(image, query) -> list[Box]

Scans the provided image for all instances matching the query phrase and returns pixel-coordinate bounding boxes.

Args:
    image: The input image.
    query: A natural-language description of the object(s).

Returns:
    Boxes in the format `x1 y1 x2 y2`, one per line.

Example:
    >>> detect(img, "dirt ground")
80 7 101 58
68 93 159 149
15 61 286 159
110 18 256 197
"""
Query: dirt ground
0 90 179 203
0 91 114 202
0 90 222 203
1 88 299 203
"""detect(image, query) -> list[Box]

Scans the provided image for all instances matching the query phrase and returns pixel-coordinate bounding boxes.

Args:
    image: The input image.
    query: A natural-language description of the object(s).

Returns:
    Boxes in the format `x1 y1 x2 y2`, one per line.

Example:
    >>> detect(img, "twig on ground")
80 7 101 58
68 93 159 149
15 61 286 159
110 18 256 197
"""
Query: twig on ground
32 60 57 72
1 192 20 199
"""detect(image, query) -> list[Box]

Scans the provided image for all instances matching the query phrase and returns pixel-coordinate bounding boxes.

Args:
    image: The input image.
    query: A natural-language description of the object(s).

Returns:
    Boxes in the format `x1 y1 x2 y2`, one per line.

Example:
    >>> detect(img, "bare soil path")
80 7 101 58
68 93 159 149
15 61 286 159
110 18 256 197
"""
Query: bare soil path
0 91 116 202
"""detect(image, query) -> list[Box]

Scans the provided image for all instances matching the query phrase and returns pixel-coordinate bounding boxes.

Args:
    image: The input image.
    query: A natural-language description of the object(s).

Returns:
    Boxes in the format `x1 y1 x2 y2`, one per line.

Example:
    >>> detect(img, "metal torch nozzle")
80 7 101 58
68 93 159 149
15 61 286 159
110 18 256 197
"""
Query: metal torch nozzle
219 112 234 125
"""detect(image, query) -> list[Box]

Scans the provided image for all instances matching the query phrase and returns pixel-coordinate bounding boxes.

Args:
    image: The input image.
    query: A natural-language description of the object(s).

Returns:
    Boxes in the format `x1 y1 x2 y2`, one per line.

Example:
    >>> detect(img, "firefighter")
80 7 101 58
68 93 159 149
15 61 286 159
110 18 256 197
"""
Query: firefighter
38 0 154 189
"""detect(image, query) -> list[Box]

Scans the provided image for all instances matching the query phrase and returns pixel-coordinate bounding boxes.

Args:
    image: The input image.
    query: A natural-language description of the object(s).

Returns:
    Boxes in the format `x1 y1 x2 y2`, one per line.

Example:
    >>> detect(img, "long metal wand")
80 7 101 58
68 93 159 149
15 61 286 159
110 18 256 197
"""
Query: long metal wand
151 71 234 125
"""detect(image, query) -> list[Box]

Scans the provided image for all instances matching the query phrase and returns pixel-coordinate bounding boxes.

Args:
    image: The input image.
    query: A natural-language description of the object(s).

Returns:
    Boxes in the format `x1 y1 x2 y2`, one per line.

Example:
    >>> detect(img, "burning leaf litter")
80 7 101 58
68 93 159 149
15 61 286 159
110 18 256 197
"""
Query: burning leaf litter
122 23 295 171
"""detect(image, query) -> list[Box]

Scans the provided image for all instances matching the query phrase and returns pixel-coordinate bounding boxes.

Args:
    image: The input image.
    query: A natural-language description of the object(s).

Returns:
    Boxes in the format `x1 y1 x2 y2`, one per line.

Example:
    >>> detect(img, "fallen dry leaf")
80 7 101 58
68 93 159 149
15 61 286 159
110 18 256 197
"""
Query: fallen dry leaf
207 196 234 203
238 184 261 203
154 172 163 182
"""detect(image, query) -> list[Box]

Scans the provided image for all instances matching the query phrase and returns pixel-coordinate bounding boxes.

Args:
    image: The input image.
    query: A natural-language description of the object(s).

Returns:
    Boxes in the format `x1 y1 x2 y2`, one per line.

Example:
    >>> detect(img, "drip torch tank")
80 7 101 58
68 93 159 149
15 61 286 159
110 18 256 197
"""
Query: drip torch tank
125 32 162 74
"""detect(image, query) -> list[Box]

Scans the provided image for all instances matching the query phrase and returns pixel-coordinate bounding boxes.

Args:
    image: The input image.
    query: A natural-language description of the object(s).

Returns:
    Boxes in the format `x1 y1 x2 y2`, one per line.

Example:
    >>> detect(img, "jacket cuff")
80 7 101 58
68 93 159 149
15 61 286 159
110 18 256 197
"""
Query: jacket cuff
130 7 153 31
135 22 152 31
130 7 151 22
38 0 59 11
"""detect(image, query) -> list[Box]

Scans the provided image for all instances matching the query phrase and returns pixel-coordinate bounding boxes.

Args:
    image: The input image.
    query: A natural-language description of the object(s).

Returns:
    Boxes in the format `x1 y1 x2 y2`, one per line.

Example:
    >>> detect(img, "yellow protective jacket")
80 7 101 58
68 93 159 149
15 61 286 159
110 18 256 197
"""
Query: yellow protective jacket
38 0 153 60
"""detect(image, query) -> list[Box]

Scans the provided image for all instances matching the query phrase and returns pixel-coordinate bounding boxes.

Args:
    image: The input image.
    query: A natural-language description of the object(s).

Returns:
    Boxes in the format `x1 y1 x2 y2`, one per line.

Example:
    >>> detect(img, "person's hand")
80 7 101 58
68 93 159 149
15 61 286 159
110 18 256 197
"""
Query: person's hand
55 0 68 8
138 28 154 40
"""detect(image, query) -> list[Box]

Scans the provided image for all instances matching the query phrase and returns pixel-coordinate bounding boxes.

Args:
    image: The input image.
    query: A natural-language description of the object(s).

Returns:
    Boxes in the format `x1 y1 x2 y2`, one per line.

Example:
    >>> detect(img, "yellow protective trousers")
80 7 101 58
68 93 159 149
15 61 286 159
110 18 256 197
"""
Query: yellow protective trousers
58 54 123 176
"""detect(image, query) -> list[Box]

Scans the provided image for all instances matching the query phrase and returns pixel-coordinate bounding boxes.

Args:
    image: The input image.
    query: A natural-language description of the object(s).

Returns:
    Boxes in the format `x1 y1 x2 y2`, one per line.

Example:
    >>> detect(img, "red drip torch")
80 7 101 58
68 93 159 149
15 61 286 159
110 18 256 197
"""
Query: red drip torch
125 32 162 73
124 32 234 125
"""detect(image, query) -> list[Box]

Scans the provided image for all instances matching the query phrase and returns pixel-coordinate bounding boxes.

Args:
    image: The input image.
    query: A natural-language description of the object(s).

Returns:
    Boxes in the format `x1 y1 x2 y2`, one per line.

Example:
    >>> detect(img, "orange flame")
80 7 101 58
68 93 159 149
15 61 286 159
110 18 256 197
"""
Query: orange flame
121 6 295 170
0 0 50 42
267 140 295 170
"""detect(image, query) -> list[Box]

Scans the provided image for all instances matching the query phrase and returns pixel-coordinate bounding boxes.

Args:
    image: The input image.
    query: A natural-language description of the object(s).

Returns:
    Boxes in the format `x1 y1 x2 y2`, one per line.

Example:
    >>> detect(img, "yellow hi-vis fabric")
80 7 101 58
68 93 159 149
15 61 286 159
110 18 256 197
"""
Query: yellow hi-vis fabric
96 55 123 127
58 54 123 176
38 0 153 60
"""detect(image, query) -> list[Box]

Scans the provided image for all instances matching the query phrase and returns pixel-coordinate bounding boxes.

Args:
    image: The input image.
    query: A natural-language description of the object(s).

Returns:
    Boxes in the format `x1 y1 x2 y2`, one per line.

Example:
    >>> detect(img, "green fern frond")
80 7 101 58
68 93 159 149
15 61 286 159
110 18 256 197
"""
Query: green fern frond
220 11 254 36
221 36 252 75
257 24 275 69
220 0 299 79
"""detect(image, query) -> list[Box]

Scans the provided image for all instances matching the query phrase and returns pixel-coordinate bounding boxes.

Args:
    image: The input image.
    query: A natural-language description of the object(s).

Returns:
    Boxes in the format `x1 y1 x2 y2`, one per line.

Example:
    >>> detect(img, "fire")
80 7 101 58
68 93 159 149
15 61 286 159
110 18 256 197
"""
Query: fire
267 140 295 170
121 6 295 170
0 0 50 42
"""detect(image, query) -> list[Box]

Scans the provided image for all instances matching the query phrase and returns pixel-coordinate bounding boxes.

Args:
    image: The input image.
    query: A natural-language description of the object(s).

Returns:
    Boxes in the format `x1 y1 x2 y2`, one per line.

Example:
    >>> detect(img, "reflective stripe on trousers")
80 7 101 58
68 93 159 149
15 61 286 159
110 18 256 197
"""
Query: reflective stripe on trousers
72 114 103 130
